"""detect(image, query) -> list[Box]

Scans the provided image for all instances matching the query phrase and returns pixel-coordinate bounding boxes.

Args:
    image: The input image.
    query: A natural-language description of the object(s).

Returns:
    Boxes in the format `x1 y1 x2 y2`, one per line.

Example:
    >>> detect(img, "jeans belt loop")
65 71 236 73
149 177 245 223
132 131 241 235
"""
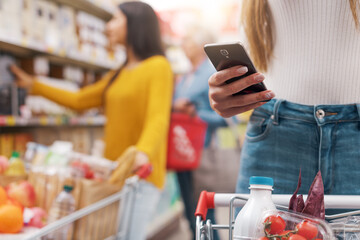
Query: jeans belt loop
356 104 360 130
272 99 284 125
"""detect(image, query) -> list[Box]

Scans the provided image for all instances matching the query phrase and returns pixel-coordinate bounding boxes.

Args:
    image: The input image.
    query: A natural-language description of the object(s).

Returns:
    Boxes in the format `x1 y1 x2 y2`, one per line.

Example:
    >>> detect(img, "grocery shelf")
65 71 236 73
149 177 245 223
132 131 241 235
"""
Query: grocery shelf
52 0 114 21
0 36 117 72
0 115 106 127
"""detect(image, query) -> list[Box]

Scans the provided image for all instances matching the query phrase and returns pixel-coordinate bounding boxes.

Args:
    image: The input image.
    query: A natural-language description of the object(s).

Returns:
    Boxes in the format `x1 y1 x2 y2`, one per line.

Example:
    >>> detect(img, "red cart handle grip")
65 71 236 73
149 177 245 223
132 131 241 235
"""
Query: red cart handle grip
195 191 215 220
135 163 152 179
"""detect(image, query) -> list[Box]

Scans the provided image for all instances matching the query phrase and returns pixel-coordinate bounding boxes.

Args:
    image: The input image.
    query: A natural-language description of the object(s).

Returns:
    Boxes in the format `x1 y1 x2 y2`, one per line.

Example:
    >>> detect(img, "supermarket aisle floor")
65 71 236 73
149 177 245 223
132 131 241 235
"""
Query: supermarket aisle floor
167 207 229 240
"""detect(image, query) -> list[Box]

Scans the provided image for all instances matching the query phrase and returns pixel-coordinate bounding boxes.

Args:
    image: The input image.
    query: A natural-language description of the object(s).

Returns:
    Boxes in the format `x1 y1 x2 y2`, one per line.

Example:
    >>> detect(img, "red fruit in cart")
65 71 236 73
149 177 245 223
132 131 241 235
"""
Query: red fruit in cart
6 198 24 212
264 215 286 234
288 234 307 240
71 160 94 179
296 221 318 240
0 204 24 233
28 207 47 228
6 181 36 208
0 186 7 205
0 156 9 174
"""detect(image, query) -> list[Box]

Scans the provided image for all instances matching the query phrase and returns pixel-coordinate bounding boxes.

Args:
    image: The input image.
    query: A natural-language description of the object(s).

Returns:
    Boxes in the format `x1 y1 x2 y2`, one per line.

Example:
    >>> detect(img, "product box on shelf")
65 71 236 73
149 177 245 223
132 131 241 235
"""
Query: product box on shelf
32 0 47 46
58 5 78 53
0 53 26 116
14 133 34 156
0 134 14 158
0 133 33 158
44 1 60 51
22 0 37 41
19 56 49 76
0 0 23 13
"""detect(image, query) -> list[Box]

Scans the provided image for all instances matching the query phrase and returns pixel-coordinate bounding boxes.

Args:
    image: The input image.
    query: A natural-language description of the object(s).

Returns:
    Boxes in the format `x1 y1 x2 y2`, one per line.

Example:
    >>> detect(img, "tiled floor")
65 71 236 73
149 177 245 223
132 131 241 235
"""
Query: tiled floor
167 207 229 240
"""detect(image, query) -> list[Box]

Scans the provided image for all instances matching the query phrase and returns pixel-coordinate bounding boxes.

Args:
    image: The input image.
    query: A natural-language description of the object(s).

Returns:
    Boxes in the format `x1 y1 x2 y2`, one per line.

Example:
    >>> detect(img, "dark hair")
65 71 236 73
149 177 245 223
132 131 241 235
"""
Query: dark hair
119 1 165 59
103 1 164 102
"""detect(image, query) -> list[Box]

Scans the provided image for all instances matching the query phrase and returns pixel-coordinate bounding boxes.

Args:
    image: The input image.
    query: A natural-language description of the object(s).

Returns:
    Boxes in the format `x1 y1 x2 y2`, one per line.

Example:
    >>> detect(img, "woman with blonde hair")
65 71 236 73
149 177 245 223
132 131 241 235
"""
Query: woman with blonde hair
208 0 360 196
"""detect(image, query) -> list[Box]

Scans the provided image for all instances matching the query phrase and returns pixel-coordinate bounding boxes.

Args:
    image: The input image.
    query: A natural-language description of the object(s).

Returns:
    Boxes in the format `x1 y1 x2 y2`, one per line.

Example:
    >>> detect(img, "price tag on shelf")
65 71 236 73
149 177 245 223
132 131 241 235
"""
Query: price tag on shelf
0 116 6 126
21 37 28 47
86 117 94 125
5 116 16 126
70 117 79 125
58 49 66 57
55 116 63 125
46 46 55 54
39 117 48 126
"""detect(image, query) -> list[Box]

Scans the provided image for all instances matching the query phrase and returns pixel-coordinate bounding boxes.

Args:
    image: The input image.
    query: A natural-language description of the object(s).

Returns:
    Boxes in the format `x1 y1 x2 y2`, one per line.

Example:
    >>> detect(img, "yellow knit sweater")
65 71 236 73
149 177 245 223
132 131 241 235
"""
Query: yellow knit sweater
31 56 174 189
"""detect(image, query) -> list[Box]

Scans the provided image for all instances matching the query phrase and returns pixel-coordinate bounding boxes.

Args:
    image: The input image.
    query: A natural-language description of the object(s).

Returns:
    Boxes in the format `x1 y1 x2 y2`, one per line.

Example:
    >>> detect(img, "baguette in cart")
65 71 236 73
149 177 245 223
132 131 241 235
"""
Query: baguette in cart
195 191 360 240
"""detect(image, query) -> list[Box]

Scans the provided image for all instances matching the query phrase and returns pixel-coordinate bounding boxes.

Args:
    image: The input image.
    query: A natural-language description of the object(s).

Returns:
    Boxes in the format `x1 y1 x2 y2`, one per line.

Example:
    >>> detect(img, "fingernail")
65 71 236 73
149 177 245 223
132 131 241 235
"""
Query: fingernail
237 66 248 74
265 91 275 99
255 74 265 82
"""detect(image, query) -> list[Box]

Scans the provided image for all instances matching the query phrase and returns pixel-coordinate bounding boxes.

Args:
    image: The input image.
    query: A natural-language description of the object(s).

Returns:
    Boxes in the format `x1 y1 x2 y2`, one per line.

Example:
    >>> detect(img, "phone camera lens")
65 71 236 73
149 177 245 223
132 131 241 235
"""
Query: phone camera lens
220 49 229 56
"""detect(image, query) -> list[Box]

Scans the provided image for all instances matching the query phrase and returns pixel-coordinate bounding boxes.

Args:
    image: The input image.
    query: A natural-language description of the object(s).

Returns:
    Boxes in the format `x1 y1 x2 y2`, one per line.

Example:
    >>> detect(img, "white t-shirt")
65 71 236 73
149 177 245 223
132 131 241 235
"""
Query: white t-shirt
264 0 360 105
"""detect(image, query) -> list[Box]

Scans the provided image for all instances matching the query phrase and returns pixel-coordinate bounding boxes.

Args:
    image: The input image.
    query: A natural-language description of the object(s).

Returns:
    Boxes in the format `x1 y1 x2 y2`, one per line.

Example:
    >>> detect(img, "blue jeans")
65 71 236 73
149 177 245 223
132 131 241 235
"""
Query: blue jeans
236 99 360 195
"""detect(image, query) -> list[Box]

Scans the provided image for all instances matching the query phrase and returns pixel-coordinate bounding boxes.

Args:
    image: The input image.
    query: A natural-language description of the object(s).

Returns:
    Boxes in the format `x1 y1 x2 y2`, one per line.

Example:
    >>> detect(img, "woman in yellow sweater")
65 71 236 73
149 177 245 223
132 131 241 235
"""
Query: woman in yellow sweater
11 2 173 239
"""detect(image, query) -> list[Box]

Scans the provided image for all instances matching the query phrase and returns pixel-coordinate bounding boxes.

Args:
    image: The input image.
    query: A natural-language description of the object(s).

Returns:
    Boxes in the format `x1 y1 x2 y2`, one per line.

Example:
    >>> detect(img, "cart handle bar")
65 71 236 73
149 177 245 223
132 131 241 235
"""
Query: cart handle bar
135 163 152 179
195 191 360 220
195 191 215 220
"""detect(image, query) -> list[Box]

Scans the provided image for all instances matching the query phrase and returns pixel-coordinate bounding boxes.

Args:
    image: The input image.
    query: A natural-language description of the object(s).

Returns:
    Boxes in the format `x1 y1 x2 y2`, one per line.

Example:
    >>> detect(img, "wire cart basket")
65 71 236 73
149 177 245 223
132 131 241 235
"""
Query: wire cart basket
21 163 152 240
195 191 360 240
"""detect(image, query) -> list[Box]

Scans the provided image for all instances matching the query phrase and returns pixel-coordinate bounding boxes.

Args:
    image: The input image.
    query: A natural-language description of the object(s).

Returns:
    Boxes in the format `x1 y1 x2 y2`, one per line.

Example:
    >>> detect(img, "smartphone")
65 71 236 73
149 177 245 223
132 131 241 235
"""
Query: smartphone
204 42 267 96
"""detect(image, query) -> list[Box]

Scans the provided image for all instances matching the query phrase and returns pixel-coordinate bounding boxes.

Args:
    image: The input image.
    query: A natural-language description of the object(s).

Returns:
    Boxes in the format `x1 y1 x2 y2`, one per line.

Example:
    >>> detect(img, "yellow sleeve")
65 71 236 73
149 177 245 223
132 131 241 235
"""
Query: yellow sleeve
31 71 115 111
136 59 174 159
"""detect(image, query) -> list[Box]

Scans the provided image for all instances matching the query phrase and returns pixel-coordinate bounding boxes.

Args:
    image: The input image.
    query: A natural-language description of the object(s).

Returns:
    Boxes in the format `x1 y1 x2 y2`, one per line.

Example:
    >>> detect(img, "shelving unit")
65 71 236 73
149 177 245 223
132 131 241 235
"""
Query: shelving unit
53 0 113 21
0 115 106 127
0 36 117 72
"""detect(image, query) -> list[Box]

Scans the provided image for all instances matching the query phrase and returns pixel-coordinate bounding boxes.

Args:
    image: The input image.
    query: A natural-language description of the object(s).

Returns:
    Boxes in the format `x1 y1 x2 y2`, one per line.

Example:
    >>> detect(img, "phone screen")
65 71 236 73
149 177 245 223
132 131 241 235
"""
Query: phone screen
204 42 267 96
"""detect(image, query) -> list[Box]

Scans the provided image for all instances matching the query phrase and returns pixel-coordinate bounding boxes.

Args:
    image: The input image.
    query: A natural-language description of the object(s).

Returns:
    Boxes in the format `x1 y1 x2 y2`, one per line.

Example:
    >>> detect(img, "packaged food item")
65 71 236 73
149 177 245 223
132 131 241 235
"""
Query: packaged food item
31 143 49 166
4 151 26 176
233 176 276 239
45 141 73 166
70 152 117 181
0 134 14 158
256 209 334 240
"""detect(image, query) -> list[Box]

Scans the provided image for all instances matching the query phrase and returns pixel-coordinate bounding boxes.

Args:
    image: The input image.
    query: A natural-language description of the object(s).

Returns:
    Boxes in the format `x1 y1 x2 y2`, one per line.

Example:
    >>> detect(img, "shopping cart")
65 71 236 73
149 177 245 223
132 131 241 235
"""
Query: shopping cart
195 191 360 240
23 163 152 240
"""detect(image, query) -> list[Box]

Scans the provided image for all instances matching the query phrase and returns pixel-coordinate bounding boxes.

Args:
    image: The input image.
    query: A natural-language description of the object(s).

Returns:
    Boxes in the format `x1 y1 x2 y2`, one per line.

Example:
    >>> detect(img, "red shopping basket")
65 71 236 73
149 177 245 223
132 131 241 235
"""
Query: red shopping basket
167 113 207 171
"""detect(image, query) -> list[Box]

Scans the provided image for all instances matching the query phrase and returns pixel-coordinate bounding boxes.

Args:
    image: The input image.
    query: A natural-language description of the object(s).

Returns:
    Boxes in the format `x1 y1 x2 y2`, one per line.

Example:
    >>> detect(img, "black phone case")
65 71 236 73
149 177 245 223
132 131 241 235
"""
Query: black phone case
204 42 267 96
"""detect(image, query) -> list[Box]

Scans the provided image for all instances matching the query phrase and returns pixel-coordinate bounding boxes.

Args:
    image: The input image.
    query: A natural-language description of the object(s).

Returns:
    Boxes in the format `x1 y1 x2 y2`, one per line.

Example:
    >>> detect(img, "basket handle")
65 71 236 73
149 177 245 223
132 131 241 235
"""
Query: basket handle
195 191 215 220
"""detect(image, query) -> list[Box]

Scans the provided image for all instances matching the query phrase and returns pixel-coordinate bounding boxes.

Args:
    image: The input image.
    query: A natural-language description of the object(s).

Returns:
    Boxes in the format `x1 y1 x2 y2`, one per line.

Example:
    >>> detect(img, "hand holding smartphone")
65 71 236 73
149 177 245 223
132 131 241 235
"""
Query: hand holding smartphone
204 41 267 96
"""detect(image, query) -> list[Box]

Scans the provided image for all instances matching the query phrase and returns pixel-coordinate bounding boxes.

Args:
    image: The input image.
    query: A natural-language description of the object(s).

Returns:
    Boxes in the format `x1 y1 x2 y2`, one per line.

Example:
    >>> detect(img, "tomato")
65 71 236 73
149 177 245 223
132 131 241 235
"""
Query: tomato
264 215 286 234
296 221 318 240
289 234 307 240
257 237 269 240
279 230 294 240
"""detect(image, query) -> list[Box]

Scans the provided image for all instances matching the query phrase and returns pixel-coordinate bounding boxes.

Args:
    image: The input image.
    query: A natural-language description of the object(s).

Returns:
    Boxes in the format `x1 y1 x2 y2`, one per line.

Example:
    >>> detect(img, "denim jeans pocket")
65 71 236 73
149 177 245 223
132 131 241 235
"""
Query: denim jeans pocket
245 111 273 142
